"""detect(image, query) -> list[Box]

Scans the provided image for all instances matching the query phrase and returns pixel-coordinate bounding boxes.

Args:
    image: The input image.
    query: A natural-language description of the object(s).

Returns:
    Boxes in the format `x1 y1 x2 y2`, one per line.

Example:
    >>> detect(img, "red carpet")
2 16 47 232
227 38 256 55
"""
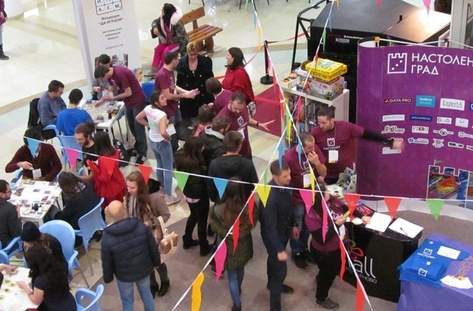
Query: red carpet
253 86 282 137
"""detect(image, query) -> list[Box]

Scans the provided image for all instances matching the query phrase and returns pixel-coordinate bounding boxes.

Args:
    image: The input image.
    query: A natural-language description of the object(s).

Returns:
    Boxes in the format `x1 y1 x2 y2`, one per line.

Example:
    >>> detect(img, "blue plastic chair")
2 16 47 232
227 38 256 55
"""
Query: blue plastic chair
40 220 90 287
142 81 154 102
74 198 105 275
57 135 83 169
75 284 104 311
0 237 22 264
0 251 10 264
43 124 60 142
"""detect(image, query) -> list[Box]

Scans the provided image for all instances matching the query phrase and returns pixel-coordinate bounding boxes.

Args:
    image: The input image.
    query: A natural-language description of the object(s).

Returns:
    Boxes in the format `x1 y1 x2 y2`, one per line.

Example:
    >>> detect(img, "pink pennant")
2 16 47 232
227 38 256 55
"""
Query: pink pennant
356 279 366 311
344 193 360 214
300 189 314 214
232 217 240 254
247 193 255 226
138 165 153 185
377 0 382 7
423 0 431 14
321 199 329 243
214 242 227 281
65 148 80 170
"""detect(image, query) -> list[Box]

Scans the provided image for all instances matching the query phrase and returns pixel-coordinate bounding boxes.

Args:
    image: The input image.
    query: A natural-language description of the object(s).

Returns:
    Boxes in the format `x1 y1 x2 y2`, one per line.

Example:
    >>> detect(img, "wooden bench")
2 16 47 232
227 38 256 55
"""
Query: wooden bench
181 7 223 53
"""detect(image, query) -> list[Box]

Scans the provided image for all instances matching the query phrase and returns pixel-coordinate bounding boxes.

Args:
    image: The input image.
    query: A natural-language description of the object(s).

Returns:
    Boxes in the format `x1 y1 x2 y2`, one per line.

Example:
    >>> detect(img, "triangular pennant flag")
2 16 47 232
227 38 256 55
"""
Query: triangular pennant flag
322 28 327 53
191 272 205 311
356 279 366 311
263 168 268 187
426 199 444 220
65 148 80 170
344 193 360 214
232 217 240 254
296 140 303 167
174 171 190 192
384 196 402 219
296 96 303 121
339 239 347 280
100 156 115 176
377 0 382 7
256 184 272 207
300 189 314 214
214 242 227 281
213 178 229 200
423 0 431 15
321 198 329 242
278 140 284 169
26 138 40 157
138 165 153 185
248 193 255 226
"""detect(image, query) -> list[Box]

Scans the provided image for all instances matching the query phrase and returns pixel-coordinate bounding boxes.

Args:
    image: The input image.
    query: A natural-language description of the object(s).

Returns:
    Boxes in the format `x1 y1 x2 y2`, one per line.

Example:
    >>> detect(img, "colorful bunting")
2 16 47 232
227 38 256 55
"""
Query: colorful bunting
256 184 271 207
344 193 360 214
232 217 241 254
174 171 190 192
248 193 255 226
356 279 366 311
100 156 116 176
277 140 284 169
339 239 347 280
423 0 431 14
214 242 227 281
191 272 205 311
26 138 40 157
300 189 314 214
138 164 152 184
65 148 80 170
213 178 229 200
426 199 444 220
384 196 402 219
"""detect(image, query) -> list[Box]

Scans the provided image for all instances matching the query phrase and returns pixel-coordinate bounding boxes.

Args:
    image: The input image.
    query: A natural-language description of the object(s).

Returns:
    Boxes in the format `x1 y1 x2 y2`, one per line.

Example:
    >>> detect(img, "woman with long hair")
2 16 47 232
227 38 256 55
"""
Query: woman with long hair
125 171 171 297
191 104 215 137
149 3 188 75
177 42 214 121
209 179 258 311
86 131 126 208
175 136 211 255
136 90 179 205
17 246 76 310
221 47 256 115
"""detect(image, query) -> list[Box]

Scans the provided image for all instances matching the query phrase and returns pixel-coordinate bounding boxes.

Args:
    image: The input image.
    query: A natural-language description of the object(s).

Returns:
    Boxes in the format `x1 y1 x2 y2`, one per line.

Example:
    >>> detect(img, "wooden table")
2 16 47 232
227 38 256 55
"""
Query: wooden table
0 267 38 311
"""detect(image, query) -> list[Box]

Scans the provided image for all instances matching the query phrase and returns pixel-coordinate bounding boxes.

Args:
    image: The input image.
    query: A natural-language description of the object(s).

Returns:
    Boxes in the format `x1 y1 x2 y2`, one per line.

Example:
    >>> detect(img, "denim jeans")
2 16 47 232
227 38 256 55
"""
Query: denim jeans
289 205 309 254
168 110 182 153
227 267 245 308
116 276 155 311
150 140 173 196
125 103 148 156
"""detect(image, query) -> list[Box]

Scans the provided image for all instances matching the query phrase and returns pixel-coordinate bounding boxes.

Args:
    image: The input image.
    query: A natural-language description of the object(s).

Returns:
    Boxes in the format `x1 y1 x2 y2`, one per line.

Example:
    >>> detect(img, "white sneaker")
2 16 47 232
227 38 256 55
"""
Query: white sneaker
165 195 181 205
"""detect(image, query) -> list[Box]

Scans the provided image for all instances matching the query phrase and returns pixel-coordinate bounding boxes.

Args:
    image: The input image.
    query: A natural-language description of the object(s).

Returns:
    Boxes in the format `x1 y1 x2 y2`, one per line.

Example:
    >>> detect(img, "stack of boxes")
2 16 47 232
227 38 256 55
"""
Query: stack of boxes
303 58 347 100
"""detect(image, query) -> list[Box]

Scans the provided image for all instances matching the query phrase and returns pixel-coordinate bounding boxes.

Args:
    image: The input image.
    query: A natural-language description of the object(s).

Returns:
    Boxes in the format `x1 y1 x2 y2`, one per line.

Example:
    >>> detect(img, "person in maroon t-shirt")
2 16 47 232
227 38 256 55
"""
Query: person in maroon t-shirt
205 77 233 114
154 51 197 152
218 92 274 159
94 65 148 164
311 105 404 184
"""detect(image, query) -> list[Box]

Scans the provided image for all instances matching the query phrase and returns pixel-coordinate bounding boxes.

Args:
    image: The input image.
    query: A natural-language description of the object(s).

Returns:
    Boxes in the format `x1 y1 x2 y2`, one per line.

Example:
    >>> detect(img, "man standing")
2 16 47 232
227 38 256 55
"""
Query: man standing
218 92 274 159
205 77 232 114
283 132 327 270
94 64 148 164
311 105 404 184
101 200 160 311
0 0 8 60
38 80 66 126
0 179 21 248
154 51 197 152
56 89 92 135
260 160 299 311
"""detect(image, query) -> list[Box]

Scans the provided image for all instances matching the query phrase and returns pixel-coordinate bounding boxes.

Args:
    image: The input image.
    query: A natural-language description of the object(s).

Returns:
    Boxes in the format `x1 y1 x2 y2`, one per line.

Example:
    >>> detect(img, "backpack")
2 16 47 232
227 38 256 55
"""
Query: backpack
113 139 130 167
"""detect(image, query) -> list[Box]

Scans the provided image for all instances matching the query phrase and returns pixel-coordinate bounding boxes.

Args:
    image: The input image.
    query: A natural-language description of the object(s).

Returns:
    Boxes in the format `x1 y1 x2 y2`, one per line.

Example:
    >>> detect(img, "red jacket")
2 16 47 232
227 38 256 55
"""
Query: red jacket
89 150 126 205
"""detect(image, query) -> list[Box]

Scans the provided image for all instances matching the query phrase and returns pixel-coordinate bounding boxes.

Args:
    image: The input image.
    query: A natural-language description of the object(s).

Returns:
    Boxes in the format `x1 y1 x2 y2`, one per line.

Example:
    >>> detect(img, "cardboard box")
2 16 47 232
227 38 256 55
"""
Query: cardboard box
305 58 348 82
279 75 300 90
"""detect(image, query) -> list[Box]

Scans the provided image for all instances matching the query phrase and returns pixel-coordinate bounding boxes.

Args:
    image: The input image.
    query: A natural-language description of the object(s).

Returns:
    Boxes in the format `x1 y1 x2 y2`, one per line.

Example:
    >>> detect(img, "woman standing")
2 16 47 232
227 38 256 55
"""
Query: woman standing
17 246 77 310
149 3 188 75
209 179 258 311
175 137 211 255
86 131 126 208
305 184 371 310
125 171 171 297
222 47 256 115
136 90 178 205
177 42 214 121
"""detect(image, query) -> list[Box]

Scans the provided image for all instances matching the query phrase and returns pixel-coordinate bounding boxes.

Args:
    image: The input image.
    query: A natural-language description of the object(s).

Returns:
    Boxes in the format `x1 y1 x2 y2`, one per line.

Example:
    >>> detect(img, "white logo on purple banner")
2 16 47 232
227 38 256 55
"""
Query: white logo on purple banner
381 125 406 134
455 118 469 128
433 128 454 136
412 126 429 134
387 53 408 74
437 117 452 124
448 142 464 149
407 138 429 144
458 132 473 139
432 139 444 148
440 98 465 111
382 147 402 154
382 115 405 122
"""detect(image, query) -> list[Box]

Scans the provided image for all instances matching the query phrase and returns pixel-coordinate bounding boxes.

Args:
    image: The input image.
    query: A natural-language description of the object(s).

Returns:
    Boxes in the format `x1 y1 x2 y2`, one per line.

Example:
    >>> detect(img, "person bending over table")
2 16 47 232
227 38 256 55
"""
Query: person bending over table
5 127 61 181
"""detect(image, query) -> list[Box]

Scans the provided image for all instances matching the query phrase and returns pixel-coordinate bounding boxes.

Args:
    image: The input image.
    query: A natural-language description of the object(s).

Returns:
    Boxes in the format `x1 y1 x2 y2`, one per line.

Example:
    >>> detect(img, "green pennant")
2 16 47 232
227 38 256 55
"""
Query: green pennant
426 199 444 220
263 168 268 188
174 171 189 192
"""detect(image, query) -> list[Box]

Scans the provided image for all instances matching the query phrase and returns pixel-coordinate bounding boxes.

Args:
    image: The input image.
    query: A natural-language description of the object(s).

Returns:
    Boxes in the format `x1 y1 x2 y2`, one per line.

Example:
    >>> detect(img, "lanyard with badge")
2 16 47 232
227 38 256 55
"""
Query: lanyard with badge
326 129 338 163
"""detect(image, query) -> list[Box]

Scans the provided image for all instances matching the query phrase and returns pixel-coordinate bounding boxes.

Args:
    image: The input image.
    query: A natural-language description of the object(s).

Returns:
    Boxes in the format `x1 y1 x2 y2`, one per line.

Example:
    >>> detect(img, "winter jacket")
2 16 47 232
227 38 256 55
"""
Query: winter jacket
199 126 225 168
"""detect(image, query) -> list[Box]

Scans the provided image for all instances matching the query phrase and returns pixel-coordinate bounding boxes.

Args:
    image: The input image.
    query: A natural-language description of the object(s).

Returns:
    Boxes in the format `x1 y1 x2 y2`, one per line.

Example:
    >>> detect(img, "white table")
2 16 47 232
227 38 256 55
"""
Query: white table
9 179 62 226
78 99 126 142
0 267 38 311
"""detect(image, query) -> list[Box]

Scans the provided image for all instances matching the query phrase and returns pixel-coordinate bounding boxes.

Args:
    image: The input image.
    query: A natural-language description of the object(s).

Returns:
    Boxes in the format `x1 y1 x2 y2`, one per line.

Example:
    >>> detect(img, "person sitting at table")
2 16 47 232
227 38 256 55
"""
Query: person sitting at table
86 131 126 208
55 172 101 246
56 89 92 136
17 245 77 310
37 79 67 126
5 127 62 181
21 221 68 274
0 179 21 248
74 121 98 179
305 182 371 310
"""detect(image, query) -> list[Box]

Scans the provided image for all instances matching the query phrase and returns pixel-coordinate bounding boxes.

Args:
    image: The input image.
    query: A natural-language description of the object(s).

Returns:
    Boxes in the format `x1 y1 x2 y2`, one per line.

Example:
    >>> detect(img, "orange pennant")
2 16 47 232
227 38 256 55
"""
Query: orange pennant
339 239 346 280
138 165 153 185
384 196 401 219
356 279 365 311
344 193 360 214
247 193 255 226
100 156 116 176
191 272 205 311
232 217 240 254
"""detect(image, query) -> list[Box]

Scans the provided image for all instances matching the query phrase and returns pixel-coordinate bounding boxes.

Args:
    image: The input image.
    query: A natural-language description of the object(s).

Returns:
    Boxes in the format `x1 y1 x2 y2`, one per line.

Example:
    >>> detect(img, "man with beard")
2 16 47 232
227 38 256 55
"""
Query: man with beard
74 121 98 179
218 92 274 159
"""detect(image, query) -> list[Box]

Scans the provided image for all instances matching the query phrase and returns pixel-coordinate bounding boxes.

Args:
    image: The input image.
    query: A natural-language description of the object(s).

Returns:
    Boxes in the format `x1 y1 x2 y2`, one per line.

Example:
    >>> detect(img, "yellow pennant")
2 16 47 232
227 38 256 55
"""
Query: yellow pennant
256 184 272 207
191 272 205 311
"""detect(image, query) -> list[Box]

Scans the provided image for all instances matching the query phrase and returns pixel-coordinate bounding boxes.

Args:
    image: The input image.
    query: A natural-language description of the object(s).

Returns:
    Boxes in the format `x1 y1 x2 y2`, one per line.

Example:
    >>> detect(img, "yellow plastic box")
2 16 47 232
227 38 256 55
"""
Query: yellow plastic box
305 58 347 82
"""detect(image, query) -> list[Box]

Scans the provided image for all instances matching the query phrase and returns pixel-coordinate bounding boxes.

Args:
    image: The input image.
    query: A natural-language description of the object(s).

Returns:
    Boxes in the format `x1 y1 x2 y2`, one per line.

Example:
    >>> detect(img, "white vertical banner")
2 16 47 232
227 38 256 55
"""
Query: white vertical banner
73 0 142 88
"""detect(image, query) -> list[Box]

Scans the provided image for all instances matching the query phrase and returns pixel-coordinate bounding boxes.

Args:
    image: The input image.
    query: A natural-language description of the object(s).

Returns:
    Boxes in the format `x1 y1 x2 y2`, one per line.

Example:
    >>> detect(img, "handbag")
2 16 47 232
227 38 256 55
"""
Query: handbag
156 216 178 261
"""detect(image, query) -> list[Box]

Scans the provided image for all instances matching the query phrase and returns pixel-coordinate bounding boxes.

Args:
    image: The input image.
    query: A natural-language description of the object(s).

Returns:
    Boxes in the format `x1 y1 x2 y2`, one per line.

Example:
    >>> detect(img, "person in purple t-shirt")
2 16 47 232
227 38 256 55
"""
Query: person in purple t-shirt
205 77 233 114
311 105 404 184
154 51 197 152
94 65 148 164
218 92 274 159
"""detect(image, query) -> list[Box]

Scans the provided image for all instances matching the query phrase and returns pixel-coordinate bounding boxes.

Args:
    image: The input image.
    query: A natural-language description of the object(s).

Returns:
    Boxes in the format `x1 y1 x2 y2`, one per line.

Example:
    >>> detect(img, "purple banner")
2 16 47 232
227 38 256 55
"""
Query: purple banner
357 44 473 198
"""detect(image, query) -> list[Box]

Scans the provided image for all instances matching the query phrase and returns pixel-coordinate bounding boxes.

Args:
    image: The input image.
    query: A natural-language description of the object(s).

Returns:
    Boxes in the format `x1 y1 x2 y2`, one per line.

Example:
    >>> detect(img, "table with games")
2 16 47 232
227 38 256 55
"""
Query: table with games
78 99 125 142
0 267 38 311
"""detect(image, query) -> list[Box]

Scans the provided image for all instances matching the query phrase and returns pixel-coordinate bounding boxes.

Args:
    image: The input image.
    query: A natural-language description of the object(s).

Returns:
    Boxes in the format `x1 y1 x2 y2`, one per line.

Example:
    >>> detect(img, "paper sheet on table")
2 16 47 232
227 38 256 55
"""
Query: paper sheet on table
388 218 423 238
441 275 473 289
364 212 392 233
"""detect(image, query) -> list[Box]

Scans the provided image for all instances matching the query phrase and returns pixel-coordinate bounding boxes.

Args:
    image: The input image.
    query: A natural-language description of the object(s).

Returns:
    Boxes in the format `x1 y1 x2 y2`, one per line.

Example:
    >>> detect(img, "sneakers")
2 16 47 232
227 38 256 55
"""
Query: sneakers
165 194 181 206
135 155 147 165
316 298 339 310
292 253 309 270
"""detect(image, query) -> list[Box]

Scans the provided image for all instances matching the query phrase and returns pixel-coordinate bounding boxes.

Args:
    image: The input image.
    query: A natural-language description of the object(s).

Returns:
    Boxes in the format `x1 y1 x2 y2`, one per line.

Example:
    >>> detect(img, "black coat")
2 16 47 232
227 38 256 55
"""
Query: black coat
199 126 225 168
59 182 100 229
